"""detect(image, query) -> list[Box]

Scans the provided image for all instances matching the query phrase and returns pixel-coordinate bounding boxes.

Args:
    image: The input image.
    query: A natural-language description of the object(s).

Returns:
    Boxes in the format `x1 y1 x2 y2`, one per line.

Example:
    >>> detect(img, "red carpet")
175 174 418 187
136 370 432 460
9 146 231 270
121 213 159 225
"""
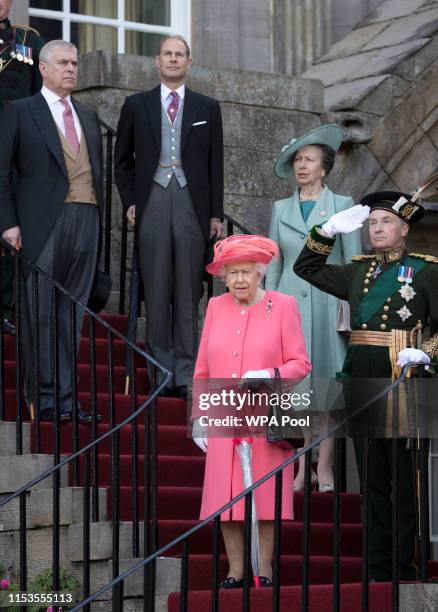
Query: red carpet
1 315 410 610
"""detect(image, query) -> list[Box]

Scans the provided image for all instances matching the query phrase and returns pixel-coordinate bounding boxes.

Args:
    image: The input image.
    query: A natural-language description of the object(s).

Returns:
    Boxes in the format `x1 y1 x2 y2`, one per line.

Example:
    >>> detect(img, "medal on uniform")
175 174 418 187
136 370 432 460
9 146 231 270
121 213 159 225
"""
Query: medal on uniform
397 304 412 322
399 283 416 302
371 263 382 279
397 264 413 284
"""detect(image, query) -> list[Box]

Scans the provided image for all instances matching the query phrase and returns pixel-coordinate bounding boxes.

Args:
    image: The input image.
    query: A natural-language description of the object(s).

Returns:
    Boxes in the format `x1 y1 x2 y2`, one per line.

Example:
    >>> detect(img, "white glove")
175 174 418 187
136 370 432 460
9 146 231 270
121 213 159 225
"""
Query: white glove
239 370 271 388
322 205 370 238
397 348 430 368
192 418 208 453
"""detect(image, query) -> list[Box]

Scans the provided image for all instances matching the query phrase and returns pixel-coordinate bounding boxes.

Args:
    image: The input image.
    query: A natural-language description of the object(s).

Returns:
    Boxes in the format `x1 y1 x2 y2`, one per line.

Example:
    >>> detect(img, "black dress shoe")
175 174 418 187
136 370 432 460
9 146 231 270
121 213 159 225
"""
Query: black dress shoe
175 385 188 400
157 387 175 398
218 577 243 589
257 576 273 587
38 409 71 422
75 409 103 423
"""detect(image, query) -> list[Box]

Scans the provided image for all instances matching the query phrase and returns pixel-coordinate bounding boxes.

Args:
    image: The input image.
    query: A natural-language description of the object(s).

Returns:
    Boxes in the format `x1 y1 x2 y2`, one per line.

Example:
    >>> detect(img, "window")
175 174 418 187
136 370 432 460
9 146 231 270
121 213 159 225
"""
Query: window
29 0 191 56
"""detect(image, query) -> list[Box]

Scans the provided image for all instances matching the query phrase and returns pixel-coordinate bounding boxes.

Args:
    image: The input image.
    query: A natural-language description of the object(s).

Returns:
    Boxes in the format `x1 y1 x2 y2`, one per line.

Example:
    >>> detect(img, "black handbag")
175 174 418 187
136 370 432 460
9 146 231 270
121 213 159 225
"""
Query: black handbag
266 367 304 449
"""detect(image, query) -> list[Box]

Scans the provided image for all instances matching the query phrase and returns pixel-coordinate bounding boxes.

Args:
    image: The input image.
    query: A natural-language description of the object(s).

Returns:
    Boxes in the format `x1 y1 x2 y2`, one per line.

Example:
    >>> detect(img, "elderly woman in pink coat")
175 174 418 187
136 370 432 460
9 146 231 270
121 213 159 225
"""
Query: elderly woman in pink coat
192 234 311 588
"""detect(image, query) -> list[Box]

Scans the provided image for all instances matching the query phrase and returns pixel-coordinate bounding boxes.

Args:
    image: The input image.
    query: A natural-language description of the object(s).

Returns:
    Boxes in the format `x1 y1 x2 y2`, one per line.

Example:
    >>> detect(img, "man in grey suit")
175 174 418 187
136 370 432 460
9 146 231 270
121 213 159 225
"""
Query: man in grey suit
115 35 224 398
0 40 102 422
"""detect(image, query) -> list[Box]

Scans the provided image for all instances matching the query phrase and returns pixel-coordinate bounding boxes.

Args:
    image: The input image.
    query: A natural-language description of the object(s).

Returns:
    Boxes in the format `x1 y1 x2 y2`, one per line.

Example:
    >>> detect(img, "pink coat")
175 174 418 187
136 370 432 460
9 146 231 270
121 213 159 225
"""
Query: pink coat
193 290 311 521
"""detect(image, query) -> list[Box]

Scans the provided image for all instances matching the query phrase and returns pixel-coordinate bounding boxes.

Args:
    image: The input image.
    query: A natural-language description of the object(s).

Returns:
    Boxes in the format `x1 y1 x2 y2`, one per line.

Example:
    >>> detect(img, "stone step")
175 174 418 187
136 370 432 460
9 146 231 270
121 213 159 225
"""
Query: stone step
0 486 107 532
0 454 68 493
0 421 31 455
89 597 167 612
71 556 180 600
68 521 147 561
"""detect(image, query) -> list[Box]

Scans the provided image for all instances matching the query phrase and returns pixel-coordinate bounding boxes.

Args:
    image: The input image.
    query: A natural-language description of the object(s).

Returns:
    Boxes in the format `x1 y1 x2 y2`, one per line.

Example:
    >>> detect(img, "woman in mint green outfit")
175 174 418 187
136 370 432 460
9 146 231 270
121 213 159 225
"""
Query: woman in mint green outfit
265 124 362 491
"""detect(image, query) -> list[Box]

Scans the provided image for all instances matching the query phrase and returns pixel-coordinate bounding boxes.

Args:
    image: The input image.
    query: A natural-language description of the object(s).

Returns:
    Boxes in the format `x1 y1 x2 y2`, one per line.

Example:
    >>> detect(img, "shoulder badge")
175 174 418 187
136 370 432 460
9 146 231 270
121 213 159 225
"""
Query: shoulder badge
409 252 438 264
12 24 41 37
351 255 376 262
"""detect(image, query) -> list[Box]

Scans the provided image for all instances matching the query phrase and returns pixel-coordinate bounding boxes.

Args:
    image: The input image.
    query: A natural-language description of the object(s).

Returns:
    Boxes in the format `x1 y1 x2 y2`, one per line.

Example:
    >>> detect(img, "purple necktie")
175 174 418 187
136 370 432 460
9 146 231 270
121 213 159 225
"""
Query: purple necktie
167 91 180 124
60 98 80 154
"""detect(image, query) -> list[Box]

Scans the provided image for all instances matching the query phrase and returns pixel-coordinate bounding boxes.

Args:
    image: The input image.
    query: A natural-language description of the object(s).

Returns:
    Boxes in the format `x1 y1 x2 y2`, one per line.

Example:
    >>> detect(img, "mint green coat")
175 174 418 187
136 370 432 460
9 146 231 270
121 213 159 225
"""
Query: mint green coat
265 186 362 378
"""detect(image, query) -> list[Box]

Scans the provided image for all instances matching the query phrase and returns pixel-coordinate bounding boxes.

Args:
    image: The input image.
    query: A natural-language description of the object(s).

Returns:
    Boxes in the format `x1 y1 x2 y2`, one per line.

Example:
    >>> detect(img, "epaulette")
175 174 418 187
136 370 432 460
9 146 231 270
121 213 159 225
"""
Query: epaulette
409 252 438 263
351 255 376 262
12 24 41 36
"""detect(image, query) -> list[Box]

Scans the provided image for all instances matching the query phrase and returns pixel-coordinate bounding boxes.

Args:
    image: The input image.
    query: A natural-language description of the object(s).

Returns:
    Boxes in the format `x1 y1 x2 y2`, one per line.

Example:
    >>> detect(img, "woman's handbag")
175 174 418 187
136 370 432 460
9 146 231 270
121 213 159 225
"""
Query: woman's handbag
266 367 304 449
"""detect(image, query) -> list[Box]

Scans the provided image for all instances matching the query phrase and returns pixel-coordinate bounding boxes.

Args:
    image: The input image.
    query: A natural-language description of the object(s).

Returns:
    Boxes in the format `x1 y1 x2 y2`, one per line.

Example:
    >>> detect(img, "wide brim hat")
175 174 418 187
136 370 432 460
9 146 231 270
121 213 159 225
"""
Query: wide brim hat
360 191 424 225
205 234 279 277
274 123 344 180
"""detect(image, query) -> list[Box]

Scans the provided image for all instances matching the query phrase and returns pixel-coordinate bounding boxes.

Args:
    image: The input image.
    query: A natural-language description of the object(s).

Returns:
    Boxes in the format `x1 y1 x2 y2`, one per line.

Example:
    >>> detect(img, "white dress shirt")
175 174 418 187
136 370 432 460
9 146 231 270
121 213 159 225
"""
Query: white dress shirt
160 83 185 122
41 85 82 142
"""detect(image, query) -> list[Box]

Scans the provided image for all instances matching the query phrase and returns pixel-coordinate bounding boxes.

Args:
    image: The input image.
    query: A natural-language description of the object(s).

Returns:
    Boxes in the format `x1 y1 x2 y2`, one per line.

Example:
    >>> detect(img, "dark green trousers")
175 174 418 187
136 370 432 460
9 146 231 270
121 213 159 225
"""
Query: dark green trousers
354 437 417 581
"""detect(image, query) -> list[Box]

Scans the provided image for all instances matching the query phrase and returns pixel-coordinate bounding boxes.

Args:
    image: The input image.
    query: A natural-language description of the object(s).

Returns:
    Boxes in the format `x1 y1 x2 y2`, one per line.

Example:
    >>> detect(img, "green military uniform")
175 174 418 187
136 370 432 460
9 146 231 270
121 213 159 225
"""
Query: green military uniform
294 210 438 581
0 19 44 110
0 18 44 326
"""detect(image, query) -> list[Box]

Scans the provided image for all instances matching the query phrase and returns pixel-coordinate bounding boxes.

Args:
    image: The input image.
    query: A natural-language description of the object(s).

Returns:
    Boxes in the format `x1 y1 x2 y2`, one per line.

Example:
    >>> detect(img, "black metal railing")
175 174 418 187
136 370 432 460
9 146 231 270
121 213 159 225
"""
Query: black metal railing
70 364 431 612
0 238 171 607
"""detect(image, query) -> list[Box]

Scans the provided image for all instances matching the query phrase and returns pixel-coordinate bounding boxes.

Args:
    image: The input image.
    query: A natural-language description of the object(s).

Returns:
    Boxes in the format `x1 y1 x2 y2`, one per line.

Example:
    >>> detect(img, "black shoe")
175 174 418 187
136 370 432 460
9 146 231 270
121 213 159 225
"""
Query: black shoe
157 387 175 398
218 577 243 589
257 576 273 587
38 408 70 423
75 409 103 424
2 318 15 335
175 385 188 400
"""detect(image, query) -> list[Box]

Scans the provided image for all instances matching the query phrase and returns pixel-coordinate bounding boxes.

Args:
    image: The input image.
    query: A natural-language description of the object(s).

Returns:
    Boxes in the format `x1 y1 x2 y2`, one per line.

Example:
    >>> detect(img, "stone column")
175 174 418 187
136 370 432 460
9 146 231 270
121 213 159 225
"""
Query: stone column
273 0 331 76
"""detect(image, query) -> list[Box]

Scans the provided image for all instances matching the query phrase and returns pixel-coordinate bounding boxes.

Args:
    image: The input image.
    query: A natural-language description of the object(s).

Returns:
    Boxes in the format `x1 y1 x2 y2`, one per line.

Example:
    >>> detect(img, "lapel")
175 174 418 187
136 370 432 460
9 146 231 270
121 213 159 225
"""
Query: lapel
144 85 161 154
279 191 307 236
29 92 67 177
305 186 336 230
71 98 100 180
181 88 203 152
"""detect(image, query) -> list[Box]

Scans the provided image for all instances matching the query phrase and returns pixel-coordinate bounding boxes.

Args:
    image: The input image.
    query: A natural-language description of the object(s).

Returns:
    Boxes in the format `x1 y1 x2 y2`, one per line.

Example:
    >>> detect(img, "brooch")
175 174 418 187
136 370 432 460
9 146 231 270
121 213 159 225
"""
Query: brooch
398 284 416 303
397 304 412 322
265 299 273 315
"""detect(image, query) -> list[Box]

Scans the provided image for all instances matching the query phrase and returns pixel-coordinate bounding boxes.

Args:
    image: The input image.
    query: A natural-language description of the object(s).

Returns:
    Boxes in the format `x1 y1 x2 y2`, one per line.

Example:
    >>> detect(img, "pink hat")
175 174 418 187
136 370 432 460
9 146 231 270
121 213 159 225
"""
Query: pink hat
206 234 279 276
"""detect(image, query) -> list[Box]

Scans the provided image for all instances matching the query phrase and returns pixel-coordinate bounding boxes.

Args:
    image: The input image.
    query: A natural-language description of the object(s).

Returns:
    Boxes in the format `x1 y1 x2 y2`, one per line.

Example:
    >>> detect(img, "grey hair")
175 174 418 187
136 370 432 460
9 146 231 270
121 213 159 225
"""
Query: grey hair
219 262 268 283
158 34 191 58
39 40 78 63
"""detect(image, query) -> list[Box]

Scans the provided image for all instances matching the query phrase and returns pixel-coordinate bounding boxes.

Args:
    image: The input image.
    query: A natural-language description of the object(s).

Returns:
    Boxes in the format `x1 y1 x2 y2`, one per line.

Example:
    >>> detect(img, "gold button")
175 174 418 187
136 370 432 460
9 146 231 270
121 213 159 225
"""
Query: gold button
366 273 372 278
363 288 369 294
382 314 388 321
380 324 386 330
386 297 391 303
384 305 389 312
372 261 376 266
361 323 368 330
364 279 369 285
368 267 374 272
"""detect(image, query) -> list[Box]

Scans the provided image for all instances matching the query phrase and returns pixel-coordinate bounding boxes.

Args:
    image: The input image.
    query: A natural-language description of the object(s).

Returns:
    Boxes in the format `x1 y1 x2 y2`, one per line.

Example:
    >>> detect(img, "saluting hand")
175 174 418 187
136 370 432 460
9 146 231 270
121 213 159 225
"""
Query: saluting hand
320 205 370 238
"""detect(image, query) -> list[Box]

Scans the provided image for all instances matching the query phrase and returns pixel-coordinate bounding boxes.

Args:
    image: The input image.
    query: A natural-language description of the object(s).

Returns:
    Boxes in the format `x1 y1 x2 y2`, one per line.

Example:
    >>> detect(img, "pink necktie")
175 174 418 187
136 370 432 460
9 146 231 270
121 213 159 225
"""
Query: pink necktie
60 98 80 154
167 91 180 124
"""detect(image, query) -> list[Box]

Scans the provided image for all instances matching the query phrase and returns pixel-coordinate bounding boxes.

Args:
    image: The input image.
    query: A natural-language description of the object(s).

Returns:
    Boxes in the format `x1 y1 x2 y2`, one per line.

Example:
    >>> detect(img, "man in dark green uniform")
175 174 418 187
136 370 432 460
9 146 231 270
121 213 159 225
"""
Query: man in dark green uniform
294 192 438 581
0 0 45 333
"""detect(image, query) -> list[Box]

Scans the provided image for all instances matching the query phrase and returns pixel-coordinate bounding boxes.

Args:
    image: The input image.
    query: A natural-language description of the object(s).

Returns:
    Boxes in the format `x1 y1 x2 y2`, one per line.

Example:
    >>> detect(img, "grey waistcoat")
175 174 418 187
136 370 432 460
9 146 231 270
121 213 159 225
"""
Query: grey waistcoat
153 101 187 188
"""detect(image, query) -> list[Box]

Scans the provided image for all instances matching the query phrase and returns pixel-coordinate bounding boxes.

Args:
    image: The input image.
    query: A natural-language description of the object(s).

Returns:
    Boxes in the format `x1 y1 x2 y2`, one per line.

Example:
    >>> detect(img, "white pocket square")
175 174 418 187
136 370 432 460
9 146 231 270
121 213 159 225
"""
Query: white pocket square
192 121 207 126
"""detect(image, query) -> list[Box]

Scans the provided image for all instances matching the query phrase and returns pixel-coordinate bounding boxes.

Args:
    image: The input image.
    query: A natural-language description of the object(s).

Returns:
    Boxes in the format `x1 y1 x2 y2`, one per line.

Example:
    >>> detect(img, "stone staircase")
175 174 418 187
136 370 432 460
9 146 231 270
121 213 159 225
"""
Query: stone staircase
0 421 181 610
